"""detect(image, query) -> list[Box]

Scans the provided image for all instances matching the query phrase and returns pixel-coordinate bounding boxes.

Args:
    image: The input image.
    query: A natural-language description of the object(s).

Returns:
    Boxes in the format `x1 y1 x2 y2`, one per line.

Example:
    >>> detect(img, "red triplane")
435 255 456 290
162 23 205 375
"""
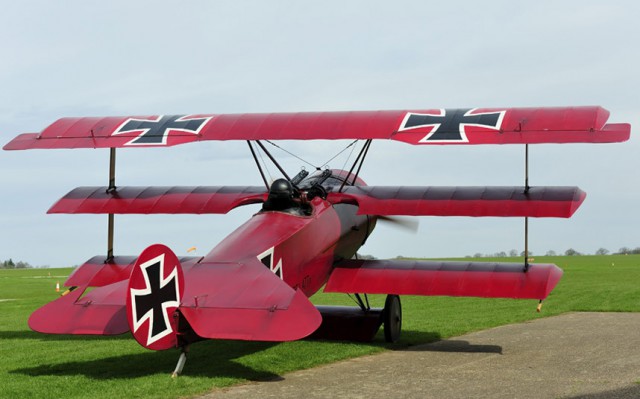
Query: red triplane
4 107 630 375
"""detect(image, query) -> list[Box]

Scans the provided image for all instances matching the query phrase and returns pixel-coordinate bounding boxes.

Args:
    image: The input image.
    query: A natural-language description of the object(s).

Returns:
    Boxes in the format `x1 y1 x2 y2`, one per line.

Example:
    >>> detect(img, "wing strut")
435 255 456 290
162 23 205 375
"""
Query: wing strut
247 141 270 190
524 144 530 272
107 148 116 262
255 140 294 184
351 293 371 311
351 140 372 185
339 139 372 192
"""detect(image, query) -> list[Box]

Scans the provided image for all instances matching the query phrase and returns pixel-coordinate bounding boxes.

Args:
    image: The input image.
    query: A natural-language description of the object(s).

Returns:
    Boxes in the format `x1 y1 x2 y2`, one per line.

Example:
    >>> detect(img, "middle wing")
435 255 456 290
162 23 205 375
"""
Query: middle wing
48 186 267 214
329 186 585 218
46 185 584 218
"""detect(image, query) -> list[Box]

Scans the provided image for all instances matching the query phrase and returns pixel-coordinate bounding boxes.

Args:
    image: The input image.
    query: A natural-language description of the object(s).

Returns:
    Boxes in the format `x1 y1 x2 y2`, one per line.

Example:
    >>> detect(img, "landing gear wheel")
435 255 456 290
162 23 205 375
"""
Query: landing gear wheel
383 295 402 343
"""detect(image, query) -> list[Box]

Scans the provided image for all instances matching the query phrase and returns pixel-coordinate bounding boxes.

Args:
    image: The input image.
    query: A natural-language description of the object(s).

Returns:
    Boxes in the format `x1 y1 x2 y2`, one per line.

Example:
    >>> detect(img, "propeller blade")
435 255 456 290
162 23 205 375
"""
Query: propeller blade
378 216 419 233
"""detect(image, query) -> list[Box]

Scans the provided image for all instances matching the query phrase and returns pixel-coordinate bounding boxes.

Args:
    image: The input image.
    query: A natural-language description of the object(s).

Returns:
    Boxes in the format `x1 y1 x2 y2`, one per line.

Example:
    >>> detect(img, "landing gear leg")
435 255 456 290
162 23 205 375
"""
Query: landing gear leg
171 345 189 378
383 295 402 343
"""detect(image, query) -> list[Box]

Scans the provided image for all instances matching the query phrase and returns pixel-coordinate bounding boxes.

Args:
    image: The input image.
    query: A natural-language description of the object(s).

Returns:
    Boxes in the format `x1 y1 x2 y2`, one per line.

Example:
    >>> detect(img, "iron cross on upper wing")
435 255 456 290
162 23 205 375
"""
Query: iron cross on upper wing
112 115 213 146
399 108 506 143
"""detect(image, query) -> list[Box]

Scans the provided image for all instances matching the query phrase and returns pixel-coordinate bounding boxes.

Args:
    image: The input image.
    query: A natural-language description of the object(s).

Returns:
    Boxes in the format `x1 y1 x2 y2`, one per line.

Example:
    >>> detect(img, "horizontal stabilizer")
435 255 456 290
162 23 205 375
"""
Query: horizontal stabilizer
179 260 321 341
30 256 202 335
28 281 130 335
4 106 630 150
325 259 563 300
65 255 201 287
30 256 321 340
65 256 136 287
48 186 267 214
329 186 585 218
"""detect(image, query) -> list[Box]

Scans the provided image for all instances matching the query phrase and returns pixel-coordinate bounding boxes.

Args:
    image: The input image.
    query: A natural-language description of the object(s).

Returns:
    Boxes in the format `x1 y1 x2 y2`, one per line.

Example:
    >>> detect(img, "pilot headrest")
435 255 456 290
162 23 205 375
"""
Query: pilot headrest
269 179 294 199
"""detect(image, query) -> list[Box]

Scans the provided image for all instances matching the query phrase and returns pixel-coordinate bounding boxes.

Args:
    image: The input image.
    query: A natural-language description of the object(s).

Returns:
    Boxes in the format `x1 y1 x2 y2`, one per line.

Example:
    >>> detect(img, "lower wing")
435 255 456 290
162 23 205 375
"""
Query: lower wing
325 259 562 300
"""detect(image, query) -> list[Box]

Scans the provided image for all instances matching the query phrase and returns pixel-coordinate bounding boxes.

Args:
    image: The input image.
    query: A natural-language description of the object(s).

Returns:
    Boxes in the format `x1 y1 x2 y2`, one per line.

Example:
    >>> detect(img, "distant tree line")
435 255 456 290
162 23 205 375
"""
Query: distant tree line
1 259 33 269
355 253 377 260
616 247 640 255
464 247 640 258
6 249 639 268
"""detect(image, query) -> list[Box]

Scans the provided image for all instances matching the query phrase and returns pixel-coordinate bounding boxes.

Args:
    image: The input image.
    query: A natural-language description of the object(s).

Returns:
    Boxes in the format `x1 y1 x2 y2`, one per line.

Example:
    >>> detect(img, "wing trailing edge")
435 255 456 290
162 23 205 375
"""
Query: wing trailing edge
325 259 563 300
329 186 585 218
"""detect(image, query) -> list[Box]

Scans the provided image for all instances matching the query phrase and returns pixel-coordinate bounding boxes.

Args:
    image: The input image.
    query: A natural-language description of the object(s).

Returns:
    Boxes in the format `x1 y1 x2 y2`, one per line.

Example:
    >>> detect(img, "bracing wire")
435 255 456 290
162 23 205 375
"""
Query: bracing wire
265 140 317 169
325 139 358 170
338 140 359 173
264 139 360 173
256 146 273 183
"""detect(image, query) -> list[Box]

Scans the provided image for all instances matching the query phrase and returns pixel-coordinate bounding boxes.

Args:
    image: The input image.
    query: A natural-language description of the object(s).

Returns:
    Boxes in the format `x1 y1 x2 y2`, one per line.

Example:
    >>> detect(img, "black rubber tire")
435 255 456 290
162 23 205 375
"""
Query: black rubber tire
383 295 402 343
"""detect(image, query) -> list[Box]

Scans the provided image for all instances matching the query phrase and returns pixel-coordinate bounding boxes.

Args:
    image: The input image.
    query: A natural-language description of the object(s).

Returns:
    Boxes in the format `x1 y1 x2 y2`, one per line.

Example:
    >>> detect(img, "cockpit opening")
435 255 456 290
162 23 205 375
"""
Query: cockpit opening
261 178 311 216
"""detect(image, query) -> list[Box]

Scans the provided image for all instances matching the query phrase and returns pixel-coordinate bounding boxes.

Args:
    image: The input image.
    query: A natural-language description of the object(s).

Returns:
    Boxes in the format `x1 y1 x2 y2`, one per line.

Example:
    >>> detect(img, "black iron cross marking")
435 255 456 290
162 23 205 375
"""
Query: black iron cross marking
258 247 283 280
399 108 505 142
112 115 212 146
130 256 180 344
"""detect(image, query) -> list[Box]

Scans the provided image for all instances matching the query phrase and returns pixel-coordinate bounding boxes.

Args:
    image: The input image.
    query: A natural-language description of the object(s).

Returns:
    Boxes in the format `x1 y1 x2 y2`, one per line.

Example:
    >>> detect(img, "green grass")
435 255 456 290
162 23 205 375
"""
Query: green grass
1 255 639 398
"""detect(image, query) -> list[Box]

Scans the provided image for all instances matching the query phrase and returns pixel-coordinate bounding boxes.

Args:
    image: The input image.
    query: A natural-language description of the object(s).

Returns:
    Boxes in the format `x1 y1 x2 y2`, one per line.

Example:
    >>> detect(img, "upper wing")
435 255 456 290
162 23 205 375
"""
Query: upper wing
328 186 585 218
4 106 629 150
29 256 321 341
325 259 562 300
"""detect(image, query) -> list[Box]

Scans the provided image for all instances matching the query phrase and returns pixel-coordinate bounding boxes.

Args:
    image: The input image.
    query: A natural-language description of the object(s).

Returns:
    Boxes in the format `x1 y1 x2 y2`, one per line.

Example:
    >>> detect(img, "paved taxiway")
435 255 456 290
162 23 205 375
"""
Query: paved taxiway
201 312 640 399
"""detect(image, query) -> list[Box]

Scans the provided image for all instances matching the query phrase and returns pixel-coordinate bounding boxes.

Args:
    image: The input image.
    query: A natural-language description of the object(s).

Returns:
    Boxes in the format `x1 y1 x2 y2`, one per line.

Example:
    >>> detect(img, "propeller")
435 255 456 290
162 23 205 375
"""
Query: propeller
377 216 419 233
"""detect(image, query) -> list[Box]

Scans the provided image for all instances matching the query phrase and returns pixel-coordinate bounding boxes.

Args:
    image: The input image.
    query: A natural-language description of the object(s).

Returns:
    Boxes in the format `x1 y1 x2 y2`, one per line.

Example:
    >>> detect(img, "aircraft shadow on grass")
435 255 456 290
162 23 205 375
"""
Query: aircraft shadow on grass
7 329 494 379
10 339 283 381
0 330 130 342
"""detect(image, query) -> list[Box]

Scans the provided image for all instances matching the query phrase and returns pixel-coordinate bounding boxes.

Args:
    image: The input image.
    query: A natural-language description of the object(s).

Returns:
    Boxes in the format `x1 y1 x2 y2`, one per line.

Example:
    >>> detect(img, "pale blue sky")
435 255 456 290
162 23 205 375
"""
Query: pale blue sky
1 1 638 266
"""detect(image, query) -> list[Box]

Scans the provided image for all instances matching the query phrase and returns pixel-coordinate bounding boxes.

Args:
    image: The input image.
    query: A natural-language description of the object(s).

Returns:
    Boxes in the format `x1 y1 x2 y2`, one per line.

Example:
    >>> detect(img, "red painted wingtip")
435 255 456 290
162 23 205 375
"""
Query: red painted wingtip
568 189 587 218
3 133 39 150
601 123 631 143
543 264 564 298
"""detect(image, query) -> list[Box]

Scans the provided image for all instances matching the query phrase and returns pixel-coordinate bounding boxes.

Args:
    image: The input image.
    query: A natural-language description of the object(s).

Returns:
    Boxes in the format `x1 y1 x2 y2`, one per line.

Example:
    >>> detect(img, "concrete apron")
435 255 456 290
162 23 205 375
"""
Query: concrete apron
201 312 640 399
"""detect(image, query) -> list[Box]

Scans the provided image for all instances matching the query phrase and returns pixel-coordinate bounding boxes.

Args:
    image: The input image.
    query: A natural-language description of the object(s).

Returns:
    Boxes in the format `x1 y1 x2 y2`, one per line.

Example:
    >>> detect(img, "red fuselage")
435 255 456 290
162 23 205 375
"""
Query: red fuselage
202 170 376 297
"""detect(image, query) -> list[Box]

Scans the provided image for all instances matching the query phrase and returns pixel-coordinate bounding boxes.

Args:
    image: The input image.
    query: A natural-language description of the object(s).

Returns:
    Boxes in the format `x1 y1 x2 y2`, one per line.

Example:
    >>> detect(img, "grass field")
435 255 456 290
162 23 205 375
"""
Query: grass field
1 255 639 398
